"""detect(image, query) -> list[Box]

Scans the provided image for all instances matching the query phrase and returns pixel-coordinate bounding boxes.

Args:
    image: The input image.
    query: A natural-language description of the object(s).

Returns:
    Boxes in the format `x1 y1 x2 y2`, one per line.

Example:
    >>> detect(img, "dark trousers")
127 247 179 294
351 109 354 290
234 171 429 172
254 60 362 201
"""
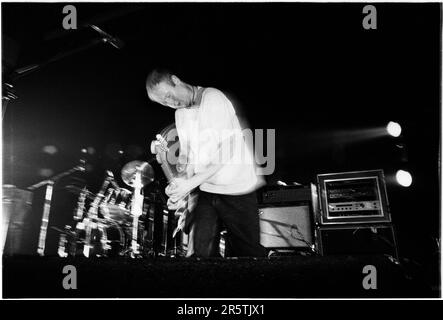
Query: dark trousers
186 190 266 258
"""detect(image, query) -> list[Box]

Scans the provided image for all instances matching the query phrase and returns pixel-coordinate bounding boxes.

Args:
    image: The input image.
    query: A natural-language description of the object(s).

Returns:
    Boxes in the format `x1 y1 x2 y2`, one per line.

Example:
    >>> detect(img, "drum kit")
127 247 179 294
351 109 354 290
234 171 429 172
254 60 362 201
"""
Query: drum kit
57 160 156 258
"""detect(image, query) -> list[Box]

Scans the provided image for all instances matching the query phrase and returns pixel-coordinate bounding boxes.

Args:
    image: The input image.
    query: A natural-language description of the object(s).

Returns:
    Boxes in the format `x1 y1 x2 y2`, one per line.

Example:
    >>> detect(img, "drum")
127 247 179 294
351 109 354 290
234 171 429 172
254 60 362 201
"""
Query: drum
100 203 132 224
74 219 126 257
98 221 126 257
100 188 132 224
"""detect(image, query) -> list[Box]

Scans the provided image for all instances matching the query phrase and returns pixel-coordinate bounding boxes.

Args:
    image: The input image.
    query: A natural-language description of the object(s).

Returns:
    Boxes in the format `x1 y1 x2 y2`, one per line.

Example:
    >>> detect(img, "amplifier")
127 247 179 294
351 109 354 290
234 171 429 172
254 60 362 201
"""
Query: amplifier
258 185 312 205
317 170 391 225
329 201 381 213
316 224 398 259
259 205 313 249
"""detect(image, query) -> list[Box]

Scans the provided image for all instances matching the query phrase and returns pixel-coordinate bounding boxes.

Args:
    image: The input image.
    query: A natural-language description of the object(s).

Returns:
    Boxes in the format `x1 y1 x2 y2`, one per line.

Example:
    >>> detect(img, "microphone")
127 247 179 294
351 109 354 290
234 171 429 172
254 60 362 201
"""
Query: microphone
90 25 124 49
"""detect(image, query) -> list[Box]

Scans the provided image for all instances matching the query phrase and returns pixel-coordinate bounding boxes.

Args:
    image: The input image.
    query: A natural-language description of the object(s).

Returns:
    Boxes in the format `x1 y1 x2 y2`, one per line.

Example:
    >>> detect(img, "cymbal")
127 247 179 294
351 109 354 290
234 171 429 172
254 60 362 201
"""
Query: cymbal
121 161 154 188
118 187 132 196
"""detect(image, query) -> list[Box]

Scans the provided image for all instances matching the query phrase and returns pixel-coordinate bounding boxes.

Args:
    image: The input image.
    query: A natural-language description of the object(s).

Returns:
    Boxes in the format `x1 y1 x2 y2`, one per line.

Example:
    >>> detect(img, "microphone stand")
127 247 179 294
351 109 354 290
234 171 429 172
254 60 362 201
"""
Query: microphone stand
3 30 123 119
28 163 85 256
11 38 107 82
129 165 146 258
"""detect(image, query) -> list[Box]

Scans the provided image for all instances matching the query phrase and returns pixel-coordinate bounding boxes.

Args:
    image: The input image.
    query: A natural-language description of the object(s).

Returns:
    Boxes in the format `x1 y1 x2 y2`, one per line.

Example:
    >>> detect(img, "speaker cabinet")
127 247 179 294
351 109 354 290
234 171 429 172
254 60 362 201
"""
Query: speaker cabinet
259 205 313 249
316 224 399 259
2 185 33 255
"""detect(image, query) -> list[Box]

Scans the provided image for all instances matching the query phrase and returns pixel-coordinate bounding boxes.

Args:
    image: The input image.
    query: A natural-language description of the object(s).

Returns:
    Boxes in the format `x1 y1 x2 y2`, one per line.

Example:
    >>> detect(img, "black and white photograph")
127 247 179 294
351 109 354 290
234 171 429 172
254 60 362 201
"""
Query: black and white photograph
1 1 441 303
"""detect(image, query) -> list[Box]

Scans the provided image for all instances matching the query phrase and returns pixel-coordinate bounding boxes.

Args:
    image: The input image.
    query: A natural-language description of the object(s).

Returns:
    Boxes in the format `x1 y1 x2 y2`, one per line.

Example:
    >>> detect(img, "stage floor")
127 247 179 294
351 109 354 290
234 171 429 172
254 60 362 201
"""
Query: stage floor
3 254 439 299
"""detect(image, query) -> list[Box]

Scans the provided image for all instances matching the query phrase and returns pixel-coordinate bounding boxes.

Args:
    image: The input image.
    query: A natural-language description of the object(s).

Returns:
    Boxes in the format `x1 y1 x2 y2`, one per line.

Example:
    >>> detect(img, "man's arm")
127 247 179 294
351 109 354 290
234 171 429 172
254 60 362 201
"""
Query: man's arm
167 89 236 202
167 135 234 202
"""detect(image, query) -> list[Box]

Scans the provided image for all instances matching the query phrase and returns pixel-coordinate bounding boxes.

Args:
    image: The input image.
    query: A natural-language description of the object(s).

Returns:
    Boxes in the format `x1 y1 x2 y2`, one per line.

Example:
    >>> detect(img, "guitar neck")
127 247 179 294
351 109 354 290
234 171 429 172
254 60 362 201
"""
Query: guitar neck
154 135 183 182
161 162 175 182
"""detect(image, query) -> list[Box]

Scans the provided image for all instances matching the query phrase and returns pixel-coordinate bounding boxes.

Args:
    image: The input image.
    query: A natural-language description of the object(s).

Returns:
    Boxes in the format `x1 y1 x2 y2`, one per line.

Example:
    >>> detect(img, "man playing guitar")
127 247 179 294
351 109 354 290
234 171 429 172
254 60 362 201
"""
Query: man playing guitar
146 69 265 258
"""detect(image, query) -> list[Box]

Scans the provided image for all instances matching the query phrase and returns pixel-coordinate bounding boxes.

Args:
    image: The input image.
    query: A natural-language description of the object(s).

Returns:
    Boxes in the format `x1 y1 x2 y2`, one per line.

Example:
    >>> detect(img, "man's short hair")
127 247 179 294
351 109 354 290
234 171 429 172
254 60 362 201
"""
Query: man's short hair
146 69 175 92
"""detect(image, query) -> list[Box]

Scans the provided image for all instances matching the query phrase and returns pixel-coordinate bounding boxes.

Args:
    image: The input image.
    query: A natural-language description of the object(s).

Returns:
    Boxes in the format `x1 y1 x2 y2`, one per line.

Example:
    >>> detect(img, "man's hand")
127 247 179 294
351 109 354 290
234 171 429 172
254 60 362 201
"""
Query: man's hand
165 177 194 203
166 198 186 211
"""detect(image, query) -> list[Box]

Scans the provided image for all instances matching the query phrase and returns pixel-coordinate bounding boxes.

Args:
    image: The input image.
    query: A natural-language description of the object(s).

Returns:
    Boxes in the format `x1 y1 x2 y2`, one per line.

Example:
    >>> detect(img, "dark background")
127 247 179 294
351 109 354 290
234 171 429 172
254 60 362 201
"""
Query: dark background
2 3 440 268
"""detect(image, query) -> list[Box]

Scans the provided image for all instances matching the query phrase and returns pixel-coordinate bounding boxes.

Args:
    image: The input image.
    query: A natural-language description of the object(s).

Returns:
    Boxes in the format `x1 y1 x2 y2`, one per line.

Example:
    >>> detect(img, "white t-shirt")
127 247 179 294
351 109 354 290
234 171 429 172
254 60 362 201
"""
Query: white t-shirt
175 87 262 195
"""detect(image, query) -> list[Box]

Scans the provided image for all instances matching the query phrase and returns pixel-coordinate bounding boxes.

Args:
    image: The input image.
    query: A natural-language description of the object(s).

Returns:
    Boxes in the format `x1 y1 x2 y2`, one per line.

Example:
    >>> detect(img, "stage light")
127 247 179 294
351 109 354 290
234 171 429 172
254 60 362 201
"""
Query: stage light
387 121 402 137
38 168 54 177
42 145 58 155
396 170 412 187
87 147 96 155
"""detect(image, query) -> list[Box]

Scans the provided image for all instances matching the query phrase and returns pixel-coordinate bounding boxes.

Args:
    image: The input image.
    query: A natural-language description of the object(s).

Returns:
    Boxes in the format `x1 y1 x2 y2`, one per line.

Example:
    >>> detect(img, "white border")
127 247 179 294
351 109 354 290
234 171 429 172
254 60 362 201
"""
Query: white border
0 0 441 301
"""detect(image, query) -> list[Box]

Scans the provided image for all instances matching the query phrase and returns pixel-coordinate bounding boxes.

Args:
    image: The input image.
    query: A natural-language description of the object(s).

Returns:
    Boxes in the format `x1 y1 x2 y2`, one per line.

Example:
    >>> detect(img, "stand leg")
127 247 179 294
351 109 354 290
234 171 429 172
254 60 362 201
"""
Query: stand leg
37 182 54 256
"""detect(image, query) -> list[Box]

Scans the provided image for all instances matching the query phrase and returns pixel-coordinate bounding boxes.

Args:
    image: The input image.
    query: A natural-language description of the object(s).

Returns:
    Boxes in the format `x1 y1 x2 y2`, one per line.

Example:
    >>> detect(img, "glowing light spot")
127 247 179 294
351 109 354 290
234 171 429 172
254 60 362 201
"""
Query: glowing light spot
387 121 402 137
396 170 412 187
42 145 58 155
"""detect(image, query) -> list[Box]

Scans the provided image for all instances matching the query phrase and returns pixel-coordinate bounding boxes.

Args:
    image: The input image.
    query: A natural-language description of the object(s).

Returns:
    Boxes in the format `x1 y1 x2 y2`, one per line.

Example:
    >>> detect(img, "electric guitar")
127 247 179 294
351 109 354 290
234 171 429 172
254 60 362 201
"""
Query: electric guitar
151 133 198 238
